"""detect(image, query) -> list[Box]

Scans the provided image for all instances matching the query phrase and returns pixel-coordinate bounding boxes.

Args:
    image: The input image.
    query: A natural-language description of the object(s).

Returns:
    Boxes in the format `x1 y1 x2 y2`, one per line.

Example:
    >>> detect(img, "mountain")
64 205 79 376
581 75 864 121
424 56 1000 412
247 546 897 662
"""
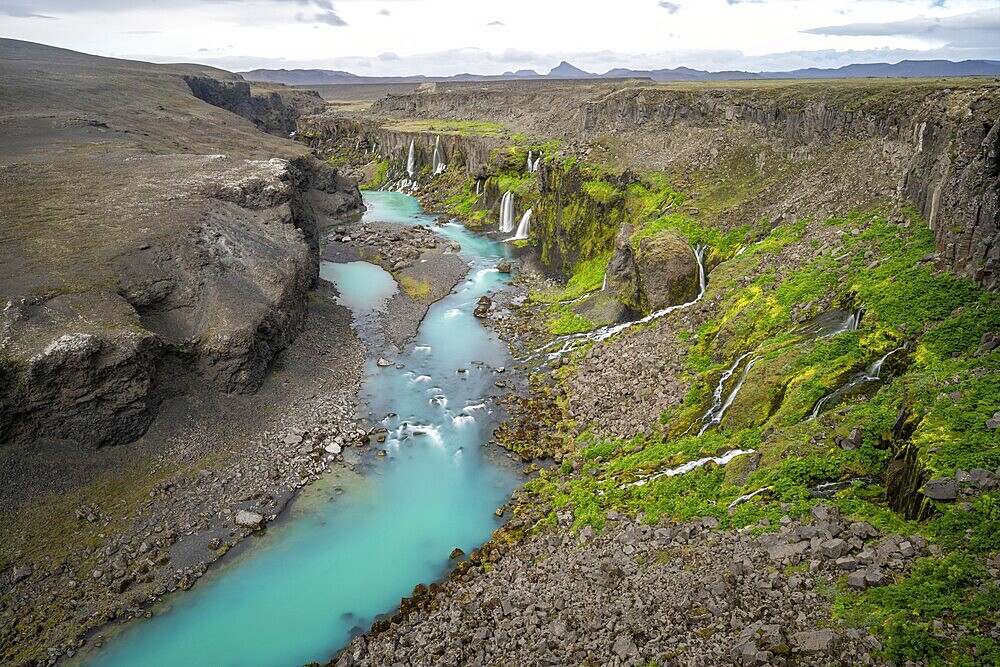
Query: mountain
241 59 1000 86
548 60 592 78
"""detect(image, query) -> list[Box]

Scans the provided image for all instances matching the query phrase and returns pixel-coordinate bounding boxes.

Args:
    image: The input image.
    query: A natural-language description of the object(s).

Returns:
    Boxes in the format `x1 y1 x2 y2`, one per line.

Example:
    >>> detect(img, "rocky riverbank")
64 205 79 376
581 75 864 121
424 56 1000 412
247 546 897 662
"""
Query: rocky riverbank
333 504 941 666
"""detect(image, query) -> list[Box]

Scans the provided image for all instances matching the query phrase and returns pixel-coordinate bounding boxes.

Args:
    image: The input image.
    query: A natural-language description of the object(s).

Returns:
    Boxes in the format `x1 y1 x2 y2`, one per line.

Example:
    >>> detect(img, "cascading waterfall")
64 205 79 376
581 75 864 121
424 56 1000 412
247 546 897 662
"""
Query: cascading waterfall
499 191 515 234
526 150 534 173
601 271 608 291
606 449 756 492
698 352 762 436
406 139 416 178
432 135 447 175
510 208 532 241
475 179 482 196
532 244 708 360
727 486 770 511
533 156 541 172
809 346 906 420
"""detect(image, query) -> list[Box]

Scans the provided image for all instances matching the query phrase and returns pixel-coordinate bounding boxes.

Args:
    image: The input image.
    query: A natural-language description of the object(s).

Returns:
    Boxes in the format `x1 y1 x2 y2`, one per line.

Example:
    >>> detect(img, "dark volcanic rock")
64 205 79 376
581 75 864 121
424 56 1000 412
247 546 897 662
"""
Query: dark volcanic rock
634 231 700 311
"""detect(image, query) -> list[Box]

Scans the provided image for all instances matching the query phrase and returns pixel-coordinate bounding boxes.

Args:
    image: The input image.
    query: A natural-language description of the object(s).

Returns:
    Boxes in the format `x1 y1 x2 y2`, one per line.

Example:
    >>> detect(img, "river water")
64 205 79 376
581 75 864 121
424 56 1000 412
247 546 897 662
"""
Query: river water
78 192 522 667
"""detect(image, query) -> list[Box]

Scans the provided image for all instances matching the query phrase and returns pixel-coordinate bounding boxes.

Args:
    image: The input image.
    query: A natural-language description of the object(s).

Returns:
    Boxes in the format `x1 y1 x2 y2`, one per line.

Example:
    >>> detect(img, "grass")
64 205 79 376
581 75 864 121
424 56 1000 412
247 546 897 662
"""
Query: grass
398 274 432 300
381 118 507 137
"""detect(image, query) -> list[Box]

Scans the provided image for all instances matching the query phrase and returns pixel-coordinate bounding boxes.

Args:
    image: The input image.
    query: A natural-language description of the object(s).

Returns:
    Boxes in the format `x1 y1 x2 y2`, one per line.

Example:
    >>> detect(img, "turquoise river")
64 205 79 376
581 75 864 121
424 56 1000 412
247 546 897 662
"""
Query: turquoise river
77 192 523 667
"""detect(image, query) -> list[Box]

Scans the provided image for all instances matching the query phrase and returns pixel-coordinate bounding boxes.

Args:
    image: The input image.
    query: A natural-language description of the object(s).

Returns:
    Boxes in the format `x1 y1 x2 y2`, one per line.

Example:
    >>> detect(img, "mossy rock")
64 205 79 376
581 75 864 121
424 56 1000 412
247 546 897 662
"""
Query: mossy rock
635 232 700 311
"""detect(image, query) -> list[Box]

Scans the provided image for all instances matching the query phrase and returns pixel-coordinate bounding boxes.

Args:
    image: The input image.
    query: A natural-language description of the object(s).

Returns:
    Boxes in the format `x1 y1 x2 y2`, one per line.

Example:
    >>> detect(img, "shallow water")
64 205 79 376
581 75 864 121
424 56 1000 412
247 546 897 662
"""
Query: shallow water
79 192 521 667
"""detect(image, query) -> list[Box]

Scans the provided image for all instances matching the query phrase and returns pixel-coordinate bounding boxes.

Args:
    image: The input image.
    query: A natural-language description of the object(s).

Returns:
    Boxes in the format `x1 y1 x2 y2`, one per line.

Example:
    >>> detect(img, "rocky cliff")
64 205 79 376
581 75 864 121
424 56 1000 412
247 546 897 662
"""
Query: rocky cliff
0 39 362 449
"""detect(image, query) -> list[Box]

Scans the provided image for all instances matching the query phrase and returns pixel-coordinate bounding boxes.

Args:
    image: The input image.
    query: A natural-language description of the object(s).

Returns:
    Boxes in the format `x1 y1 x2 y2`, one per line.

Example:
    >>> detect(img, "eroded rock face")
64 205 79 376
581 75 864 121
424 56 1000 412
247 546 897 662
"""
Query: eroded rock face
604 223 643 312
0 42 364 449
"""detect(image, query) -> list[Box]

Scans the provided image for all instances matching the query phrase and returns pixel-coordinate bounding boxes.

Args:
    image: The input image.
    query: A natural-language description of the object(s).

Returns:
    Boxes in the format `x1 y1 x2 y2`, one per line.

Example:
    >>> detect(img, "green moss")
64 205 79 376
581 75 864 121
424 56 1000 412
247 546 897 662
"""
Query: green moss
359 159 390 190
834 552 1000 665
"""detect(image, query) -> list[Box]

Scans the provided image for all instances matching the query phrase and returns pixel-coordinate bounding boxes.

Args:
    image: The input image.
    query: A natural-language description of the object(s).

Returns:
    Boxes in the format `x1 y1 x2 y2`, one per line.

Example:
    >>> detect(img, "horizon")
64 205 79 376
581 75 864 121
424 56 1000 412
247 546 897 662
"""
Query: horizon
1 0 998 77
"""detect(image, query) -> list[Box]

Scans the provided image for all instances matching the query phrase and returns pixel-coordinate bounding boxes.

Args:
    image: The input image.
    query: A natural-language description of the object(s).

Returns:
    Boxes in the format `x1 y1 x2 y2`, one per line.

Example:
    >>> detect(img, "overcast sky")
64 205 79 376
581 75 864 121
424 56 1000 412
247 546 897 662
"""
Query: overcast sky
1 0 999 75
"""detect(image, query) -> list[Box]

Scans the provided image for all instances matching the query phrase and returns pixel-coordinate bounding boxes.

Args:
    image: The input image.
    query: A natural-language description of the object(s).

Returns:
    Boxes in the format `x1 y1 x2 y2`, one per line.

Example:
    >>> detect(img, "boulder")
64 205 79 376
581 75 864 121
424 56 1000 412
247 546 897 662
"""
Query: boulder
495 259 512 273
791 629 837 653
634 232 700 311
234 509 265 530
922 477 958 501
376 357 394 367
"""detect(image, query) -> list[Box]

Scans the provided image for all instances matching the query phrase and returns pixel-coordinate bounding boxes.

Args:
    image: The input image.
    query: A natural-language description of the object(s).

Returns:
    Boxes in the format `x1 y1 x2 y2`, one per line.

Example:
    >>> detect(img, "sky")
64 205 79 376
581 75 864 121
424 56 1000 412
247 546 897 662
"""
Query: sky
1 0 999 75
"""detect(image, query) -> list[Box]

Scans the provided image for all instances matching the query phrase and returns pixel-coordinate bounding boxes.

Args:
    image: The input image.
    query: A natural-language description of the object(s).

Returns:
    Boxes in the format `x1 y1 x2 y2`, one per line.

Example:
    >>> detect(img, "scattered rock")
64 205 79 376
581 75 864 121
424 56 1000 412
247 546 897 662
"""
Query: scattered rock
234 510 265 531
376 357 394 367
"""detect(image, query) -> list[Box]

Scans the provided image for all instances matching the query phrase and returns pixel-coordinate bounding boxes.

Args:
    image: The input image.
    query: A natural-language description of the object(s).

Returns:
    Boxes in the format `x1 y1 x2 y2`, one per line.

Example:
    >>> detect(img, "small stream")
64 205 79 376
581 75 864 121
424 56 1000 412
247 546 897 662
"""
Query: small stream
76 192 522 667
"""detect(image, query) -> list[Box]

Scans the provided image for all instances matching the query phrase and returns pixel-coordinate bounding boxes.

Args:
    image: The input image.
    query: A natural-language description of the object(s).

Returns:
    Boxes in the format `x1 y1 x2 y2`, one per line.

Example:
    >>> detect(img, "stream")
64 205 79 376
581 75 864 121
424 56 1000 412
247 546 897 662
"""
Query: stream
76 192 522 667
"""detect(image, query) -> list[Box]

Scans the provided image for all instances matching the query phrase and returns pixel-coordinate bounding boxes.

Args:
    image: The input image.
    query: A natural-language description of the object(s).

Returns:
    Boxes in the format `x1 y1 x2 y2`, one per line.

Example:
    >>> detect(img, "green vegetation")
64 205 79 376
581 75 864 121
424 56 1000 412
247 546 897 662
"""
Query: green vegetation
359 159 390 190
834 552 1000 665
381 118 507 137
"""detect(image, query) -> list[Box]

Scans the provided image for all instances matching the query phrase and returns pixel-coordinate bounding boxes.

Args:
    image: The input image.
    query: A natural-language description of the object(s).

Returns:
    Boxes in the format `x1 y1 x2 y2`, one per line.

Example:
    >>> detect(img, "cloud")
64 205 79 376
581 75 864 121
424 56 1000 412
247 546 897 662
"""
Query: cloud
487 20 504 25
803 8 1000 46
377 8 389 15
657 1 680 14
0 4 55 18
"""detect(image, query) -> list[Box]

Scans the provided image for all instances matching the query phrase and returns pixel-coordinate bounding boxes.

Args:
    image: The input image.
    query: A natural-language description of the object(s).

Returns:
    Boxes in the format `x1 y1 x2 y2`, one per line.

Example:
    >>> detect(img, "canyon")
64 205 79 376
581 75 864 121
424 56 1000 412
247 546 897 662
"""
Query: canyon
2 38 999 667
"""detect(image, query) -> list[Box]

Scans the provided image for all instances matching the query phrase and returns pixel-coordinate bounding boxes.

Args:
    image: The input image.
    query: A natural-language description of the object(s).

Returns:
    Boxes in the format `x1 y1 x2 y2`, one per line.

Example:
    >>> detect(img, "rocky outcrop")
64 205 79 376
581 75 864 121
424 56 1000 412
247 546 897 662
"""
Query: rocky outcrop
603 227 699 314
635 232 700 311
604 223 642 311
183 75 327 137
0 40 364 449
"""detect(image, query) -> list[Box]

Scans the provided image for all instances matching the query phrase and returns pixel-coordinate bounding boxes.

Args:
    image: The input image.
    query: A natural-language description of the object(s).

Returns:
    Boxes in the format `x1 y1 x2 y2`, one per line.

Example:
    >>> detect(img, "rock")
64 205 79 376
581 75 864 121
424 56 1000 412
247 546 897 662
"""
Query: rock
921 477 958 501
11 565 32 584
975 332 998 356
234 510 265 530
376 357 394 367
791 629 837 653
865 566 887 588
634 231 700 311
766 541 809 562
495 259 512 273
612 634 638 659
449 548 464 559
325 443 342 455
986 411 1000 430
283 433 302 445
819 538 848 559
898 541 916 558
208 538 222 550
847 570 868 590
450 241 461 251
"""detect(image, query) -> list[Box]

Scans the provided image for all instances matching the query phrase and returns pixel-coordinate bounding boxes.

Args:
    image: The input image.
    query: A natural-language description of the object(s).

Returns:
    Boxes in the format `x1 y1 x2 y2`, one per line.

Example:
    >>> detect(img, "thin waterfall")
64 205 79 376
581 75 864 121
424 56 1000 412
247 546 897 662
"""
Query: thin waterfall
432 135 447 175
527 150 534 173
510 208 532 240
809 346 906 420
406 139 416 178
698 352 762 436
532 243 708 360
601 271 608 291
475 179 482 195
608 449 756 491
499 191 515 233
533 156 542 172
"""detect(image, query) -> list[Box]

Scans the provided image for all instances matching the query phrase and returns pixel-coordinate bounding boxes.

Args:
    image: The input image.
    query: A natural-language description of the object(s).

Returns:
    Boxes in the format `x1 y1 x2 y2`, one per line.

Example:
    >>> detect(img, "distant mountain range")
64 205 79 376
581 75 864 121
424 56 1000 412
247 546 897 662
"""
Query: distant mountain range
241 59 1000 86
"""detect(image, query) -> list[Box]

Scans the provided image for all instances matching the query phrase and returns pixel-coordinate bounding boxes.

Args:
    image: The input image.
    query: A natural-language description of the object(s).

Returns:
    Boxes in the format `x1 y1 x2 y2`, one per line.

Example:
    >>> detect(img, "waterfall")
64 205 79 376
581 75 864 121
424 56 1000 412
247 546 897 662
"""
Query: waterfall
533 243 708 359
432 135 447 175
533 156 541 172
406 139 416 178
475 179 481 195
609 449 756 491
809 346 906 420
527 150 533 173
601 271 608 291
728 486 770 511
698 352 761 436
499 191 515 233
510 208 532 240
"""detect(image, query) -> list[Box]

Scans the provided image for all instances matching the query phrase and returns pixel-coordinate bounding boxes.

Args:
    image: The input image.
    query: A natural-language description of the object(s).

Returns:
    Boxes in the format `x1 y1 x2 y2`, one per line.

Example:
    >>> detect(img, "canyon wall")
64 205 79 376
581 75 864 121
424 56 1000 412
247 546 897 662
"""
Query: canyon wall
369 82 1000 290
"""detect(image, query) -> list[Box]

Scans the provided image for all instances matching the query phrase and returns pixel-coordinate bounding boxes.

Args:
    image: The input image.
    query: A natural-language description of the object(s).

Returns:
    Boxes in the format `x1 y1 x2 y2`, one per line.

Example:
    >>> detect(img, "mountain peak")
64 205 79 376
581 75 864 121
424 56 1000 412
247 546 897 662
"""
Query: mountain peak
548 60 591 78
